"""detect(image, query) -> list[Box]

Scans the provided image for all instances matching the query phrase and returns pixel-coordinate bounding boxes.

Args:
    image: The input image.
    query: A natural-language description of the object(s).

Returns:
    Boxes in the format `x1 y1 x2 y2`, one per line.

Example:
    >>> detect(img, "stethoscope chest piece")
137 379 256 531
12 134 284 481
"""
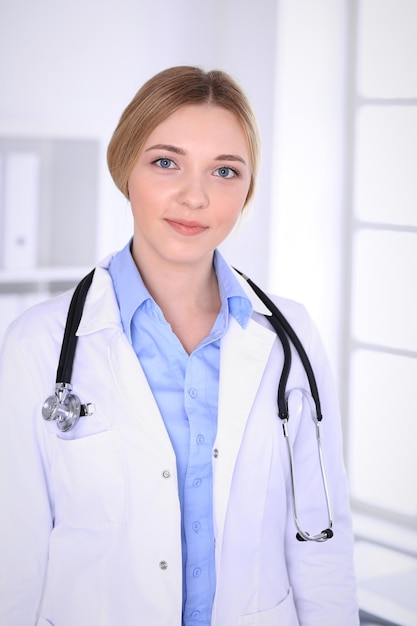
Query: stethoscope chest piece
42 269 96 433
42 382 94 432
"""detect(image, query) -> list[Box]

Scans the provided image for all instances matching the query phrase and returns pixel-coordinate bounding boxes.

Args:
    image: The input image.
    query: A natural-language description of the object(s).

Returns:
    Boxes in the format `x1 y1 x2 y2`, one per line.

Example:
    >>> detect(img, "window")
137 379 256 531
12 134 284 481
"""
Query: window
344 0 417 541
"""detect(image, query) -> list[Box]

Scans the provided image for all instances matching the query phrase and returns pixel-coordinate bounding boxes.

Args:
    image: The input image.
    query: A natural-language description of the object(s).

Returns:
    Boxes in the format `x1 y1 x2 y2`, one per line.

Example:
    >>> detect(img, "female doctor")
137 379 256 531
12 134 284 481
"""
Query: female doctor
0 66 359 625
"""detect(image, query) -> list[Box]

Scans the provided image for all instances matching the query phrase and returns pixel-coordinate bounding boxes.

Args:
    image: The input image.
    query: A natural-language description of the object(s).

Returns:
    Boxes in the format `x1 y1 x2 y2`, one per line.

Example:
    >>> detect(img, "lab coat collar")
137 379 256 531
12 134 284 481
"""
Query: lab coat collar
231 268 274 317
76 254 121 336
76 253 273 337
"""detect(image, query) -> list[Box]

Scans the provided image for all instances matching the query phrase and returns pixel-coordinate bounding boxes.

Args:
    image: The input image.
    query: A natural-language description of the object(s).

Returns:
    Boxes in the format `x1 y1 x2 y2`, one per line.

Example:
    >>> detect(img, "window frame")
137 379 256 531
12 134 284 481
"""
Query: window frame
341 0 417 554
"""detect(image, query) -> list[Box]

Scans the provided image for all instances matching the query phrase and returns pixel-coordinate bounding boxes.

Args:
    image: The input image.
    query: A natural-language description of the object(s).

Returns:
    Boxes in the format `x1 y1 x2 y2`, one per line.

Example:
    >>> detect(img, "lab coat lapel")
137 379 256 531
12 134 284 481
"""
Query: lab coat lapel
79 266 174 452
213 315 276 540
107 331 175 454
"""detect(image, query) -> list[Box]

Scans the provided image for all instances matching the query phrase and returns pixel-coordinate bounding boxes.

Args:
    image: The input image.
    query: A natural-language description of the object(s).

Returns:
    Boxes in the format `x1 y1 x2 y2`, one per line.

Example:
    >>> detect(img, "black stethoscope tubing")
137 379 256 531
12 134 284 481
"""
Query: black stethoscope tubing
57 268 95 384
233 269 323 424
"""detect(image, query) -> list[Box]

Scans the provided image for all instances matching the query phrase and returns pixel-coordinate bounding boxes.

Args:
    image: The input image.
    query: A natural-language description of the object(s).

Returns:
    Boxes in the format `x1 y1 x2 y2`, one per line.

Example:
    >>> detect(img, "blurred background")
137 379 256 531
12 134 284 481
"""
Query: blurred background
0 0 416 623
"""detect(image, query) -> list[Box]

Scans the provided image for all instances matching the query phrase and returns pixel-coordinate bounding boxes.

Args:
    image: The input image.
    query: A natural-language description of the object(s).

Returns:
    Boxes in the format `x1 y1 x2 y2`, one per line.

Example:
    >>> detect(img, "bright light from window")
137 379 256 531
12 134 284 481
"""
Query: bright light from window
349 350 417 517
352 230 417 351
358 0 417 98
354 107 417 226
349 0 417 529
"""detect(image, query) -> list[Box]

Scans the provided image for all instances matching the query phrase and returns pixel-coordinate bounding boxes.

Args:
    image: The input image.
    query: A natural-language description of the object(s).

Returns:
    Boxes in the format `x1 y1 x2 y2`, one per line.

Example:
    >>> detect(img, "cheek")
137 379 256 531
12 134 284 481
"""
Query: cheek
218 199 246 230
227 185 252 217
231 174 252 209
213 177 250 207
128 177 154 211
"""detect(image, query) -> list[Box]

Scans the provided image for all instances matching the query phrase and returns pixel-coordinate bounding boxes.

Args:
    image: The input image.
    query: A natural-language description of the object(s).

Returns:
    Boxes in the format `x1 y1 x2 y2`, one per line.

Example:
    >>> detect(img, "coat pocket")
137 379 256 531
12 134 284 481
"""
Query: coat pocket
237 588 300 626
51 429 126 527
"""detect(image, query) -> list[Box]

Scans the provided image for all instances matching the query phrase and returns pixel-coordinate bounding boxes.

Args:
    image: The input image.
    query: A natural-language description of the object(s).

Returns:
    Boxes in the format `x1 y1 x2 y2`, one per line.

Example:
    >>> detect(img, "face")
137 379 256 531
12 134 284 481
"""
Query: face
127 104 251 273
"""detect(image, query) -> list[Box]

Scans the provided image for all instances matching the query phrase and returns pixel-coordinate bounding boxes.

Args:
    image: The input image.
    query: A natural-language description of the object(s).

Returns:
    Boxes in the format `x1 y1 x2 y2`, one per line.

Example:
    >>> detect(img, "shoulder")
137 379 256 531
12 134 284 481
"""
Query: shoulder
2 289 73 352
232 267 309 321
1 260 118 354
264 292 314 341
0 290 74 399
230 267 319 352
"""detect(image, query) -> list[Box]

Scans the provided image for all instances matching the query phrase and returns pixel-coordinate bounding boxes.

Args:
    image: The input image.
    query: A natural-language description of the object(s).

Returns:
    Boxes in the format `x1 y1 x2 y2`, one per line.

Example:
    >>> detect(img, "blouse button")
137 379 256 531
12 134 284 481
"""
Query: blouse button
159 561 168 570
162 470 171 479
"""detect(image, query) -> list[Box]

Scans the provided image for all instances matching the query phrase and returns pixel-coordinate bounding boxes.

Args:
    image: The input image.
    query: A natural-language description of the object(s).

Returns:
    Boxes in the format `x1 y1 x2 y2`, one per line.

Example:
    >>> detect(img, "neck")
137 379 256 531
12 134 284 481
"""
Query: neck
132 242 220 310
130 243 221 354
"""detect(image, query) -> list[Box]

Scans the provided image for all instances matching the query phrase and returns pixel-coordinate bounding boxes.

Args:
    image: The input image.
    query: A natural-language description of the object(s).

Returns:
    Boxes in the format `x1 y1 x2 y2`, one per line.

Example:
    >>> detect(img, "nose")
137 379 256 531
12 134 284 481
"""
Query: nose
177 171 209 210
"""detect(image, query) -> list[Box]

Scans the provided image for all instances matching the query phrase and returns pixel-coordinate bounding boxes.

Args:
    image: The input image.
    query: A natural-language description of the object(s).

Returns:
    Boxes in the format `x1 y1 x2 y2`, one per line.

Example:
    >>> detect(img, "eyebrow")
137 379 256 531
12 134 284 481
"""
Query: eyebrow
145 144 186 155
215 154 247 166
145 144 247 166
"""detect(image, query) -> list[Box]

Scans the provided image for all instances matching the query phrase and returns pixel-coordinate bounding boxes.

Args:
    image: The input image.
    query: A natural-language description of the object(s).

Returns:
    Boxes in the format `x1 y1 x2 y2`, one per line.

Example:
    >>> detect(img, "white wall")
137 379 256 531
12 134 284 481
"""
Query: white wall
270 0 348 379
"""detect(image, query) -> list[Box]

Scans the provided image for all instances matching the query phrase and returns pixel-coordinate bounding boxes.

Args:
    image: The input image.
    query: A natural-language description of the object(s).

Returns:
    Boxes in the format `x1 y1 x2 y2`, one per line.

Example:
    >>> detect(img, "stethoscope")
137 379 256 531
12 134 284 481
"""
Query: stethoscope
42 268 333 543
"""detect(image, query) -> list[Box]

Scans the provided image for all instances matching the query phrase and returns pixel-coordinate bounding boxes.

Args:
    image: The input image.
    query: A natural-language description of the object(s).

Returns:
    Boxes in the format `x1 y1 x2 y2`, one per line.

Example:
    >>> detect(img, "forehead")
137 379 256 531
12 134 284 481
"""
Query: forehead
144 104 249 152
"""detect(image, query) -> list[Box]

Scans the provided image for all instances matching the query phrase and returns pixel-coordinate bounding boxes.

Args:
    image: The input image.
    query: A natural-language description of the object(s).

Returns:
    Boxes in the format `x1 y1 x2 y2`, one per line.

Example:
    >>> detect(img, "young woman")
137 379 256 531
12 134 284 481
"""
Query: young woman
0 66 359 625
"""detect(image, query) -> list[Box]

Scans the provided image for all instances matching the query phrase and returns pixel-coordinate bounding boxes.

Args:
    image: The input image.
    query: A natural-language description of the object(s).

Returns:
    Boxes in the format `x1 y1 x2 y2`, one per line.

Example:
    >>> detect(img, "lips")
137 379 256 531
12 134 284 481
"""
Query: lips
165 218 208 236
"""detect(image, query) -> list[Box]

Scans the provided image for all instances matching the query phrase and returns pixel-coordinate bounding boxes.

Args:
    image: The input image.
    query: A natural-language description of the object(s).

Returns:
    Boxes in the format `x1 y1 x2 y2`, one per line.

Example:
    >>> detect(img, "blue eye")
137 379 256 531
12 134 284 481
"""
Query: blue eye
155 158 175 169
215 166 237 179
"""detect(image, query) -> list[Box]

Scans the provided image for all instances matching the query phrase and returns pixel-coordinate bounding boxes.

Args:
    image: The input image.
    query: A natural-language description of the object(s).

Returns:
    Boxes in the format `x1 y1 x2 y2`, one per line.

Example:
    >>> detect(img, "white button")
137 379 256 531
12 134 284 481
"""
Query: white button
162 470 171 479
159 561 168 570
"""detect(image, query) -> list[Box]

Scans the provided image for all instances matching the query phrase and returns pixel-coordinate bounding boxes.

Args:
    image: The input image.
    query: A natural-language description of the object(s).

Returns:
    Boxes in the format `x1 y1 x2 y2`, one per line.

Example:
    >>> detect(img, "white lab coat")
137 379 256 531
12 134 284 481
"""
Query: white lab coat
0 256 359 626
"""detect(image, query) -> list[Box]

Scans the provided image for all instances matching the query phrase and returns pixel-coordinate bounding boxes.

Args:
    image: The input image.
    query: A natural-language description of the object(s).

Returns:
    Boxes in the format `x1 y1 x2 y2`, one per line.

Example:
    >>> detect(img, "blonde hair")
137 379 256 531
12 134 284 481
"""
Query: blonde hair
107 66 260 206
